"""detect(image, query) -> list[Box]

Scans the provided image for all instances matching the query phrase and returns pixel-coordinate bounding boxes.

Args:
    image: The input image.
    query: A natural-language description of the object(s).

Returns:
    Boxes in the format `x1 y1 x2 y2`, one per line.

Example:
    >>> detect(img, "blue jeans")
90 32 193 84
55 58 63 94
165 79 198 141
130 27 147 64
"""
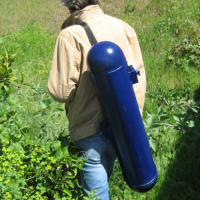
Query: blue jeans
75 133 116 200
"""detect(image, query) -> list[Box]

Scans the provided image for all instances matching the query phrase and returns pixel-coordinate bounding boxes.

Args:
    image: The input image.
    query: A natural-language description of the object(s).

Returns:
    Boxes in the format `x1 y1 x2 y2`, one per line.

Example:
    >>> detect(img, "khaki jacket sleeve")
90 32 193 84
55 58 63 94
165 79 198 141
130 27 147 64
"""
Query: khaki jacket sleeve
123 22 146 115
48 32 80 103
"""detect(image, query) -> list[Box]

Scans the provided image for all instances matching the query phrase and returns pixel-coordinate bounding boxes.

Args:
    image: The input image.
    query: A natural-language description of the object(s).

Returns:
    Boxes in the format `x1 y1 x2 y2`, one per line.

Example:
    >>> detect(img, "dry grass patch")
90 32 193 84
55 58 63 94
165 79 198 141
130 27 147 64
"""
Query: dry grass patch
0 0 152 37
0 0 68 36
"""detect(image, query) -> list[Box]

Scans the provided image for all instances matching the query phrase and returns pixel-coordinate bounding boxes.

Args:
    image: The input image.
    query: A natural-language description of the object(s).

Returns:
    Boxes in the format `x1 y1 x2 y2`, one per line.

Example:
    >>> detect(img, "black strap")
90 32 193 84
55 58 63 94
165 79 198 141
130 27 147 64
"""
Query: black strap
80 22 97 46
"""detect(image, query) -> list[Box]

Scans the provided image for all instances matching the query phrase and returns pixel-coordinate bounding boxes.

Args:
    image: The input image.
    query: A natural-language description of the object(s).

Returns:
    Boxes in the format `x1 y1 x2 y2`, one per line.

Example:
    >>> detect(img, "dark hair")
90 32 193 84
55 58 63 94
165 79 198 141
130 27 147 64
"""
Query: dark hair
62 0 101 12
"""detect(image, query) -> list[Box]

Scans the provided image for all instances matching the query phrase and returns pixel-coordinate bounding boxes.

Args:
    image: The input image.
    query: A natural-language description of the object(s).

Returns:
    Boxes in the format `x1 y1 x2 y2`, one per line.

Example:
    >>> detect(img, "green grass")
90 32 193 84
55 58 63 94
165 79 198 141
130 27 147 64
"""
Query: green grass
0 0 200 199
0 21 67 143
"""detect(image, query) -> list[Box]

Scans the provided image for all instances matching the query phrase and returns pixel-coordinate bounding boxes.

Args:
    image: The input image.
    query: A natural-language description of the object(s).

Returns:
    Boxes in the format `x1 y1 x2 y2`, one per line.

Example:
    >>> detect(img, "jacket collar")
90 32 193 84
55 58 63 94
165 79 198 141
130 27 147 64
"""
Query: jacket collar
61 5 103 29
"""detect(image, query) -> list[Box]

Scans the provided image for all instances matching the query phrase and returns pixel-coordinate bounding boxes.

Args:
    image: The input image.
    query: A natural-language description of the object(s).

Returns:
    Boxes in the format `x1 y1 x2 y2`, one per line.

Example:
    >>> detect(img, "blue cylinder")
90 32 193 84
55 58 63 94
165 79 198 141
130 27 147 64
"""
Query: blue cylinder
87 41 157 192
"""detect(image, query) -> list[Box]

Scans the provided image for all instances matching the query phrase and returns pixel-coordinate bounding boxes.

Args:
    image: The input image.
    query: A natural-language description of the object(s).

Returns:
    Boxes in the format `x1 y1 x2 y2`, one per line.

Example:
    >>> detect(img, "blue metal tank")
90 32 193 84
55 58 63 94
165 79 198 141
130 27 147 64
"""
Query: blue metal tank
87 41 157 192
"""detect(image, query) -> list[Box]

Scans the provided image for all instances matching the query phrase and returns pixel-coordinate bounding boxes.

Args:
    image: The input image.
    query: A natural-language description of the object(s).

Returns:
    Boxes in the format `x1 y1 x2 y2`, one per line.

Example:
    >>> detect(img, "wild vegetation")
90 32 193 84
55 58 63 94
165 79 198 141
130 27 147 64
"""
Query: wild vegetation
0 0 200 199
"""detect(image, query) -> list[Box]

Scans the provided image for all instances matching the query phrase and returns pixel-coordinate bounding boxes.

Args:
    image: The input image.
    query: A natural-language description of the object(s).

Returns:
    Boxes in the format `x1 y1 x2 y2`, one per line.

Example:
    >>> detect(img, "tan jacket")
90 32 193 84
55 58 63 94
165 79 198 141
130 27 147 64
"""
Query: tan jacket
48 5 146 141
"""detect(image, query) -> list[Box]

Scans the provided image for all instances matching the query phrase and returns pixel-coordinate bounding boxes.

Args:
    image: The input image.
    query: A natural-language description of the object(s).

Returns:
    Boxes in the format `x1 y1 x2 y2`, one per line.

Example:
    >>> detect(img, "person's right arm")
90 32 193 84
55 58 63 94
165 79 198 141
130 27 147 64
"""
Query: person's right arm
48 32 80 103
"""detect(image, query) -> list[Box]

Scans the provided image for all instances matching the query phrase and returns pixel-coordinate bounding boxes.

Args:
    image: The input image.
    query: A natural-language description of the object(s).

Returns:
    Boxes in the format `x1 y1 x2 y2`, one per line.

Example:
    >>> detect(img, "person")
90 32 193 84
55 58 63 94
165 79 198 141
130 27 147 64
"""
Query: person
48 0 146 199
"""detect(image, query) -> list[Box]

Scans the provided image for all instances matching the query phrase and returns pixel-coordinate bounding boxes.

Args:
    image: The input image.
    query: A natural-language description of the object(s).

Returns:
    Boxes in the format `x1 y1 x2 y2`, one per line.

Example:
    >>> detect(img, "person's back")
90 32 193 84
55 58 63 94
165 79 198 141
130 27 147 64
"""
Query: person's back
48 4 146 141
48 1 146 199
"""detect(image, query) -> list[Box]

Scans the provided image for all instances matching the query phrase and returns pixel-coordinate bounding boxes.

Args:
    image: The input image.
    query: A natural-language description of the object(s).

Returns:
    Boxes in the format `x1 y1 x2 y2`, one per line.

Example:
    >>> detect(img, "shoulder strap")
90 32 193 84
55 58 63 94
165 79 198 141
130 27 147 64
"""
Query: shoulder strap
80 22 98 46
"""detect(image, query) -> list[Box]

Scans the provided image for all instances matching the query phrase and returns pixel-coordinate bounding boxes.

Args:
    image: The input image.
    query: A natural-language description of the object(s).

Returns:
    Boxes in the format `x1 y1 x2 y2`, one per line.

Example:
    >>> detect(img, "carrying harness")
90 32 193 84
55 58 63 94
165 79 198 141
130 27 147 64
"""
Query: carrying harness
80 22 97 46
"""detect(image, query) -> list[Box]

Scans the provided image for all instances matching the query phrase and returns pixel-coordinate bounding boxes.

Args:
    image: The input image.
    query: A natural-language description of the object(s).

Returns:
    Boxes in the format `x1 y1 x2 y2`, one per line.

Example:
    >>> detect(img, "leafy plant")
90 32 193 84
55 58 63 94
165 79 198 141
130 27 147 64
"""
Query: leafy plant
166 32 200 69
0 133 87 200
143 106 170 151
0 46 17 90
171 99 200 137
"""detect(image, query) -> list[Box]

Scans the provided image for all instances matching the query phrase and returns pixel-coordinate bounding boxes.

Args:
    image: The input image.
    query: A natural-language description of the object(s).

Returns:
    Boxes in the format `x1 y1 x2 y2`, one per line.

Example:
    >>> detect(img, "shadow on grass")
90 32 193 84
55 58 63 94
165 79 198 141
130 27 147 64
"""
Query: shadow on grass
155 88 200 200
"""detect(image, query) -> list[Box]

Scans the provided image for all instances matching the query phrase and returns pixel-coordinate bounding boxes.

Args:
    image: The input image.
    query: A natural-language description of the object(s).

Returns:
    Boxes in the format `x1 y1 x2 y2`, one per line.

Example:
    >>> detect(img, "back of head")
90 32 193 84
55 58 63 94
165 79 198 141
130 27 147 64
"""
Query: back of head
61 0 101 12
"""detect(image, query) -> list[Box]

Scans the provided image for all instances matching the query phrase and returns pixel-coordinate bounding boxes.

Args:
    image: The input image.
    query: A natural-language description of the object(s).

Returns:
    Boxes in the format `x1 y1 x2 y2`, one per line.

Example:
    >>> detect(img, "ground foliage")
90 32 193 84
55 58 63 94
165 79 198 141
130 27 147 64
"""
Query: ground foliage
0 0 200 199
166 33 200 69
0 42 96 200
0 46 17 91
0 49 90 200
